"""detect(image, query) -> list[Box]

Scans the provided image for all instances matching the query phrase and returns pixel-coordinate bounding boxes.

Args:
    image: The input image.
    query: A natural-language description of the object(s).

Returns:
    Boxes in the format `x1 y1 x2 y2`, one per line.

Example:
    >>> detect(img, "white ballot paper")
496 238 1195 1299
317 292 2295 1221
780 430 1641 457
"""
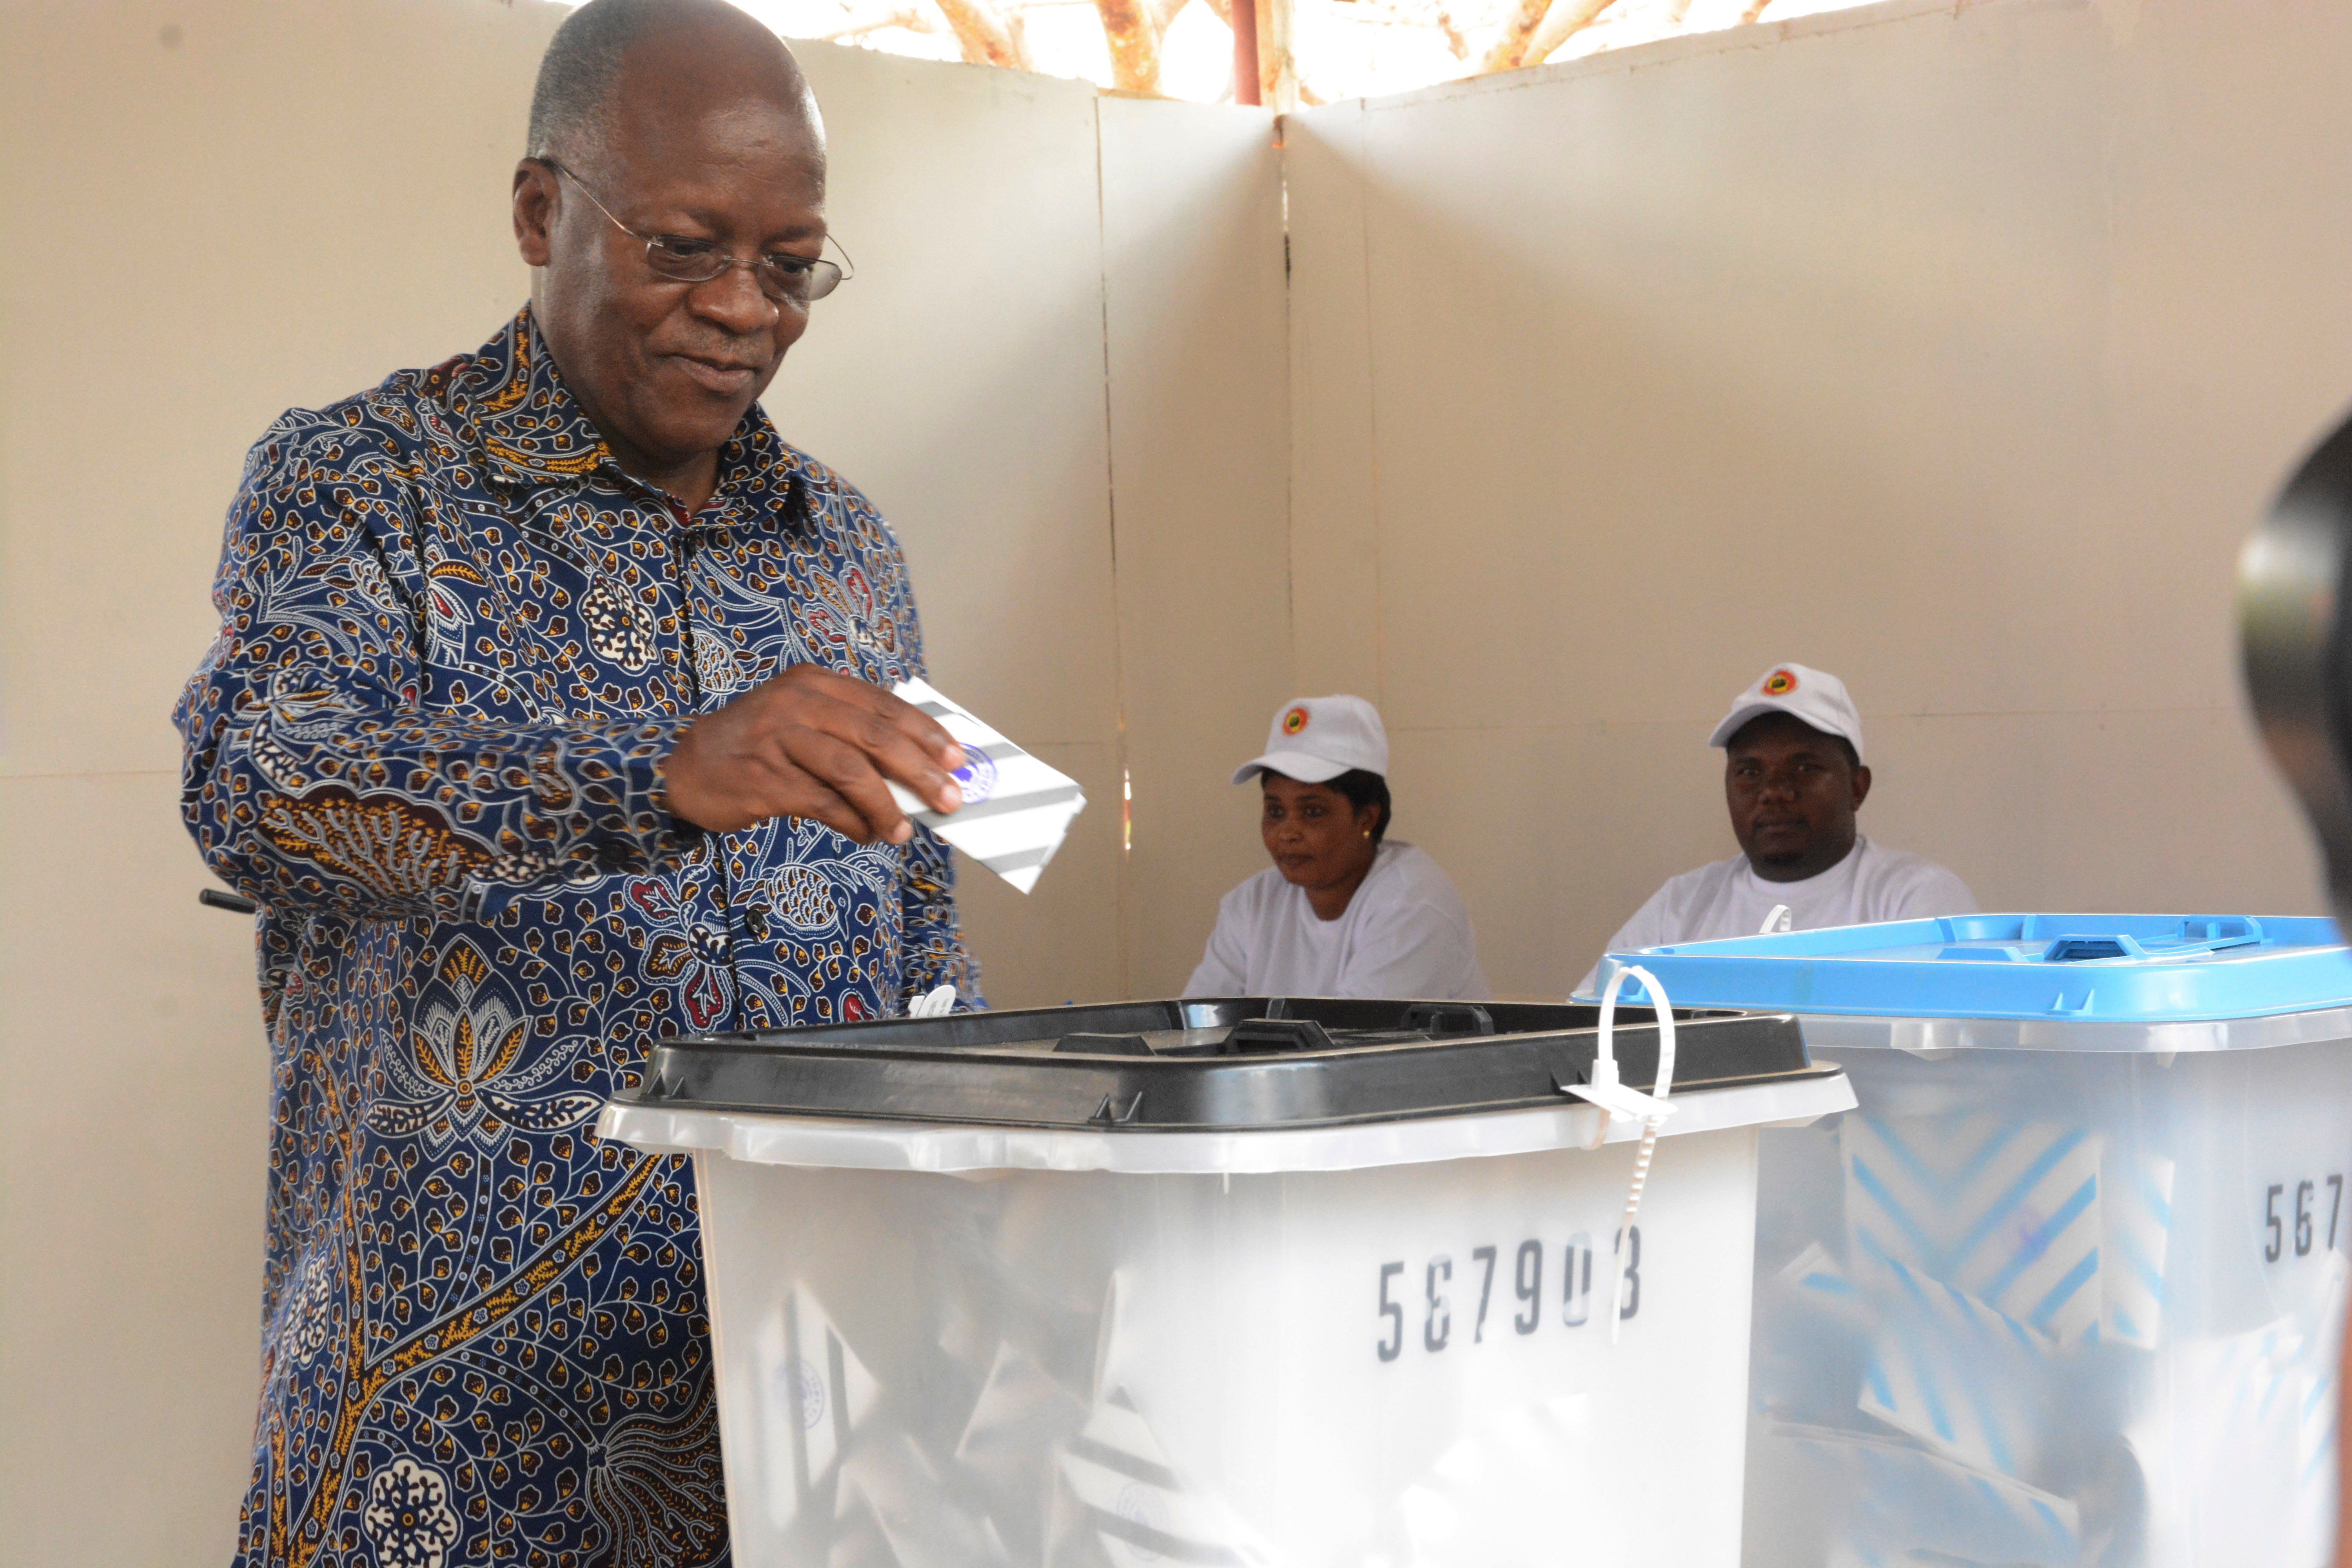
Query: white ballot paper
886 678 1085 894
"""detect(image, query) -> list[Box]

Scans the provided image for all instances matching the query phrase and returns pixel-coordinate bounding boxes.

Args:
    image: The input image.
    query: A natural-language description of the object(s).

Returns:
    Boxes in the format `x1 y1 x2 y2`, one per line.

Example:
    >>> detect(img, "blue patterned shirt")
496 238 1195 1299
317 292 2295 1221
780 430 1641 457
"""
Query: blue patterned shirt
176 308 980 1567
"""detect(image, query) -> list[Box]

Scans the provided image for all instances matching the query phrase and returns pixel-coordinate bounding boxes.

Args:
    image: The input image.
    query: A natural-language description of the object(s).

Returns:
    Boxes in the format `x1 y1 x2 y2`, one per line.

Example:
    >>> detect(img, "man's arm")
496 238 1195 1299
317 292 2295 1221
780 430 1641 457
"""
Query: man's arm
175 418 964 920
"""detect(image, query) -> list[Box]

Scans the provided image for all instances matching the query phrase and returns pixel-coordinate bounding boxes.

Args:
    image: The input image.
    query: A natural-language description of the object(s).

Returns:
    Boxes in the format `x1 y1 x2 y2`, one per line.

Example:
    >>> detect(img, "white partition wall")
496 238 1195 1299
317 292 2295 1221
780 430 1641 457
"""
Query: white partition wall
1285 0 2352 996
8 0 2352 1558
1100 96 1295 998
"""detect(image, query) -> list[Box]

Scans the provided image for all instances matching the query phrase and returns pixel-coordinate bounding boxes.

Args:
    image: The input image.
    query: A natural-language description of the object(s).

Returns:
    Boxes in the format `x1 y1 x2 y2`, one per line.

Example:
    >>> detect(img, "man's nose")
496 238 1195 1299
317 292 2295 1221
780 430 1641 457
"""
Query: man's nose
688 262 783 336
1758 771 1799 802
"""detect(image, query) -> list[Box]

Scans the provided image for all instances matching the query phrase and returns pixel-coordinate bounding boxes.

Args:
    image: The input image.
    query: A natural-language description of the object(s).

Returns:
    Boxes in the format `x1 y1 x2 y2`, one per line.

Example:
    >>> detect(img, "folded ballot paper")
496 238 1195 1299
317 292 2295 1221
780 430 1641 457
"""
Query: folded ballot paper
886 679 1085 894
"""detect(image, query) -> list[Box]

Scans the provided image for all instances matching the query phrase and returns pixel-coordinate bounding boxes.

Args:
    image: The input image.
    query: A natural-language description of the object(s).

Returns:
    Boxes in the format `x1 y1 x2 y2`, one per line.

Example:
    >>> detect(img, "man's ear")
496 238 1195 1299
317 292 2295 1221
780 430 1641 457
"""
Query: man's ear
514 159 559 267
1850 764 1873 811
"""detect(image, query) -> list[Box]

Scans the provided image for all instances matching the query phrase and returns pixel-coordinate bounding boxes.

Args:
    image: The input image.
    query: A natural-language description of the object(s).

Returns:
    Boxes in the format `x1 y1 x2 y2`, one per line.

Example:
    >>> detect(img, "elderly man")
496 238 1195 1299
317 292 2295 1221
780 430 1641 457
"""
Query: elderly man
174 2 976 1560
1580 663 1977 987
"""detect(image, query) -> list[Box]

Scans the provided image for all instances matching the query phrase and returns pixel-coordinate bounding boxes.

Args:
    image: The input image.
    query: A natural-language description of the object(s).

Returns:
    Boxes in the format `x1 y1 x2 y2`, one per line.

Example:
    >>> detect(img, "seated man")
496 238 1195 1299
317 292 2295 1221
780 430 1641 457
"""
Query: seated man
1583 663 1976 987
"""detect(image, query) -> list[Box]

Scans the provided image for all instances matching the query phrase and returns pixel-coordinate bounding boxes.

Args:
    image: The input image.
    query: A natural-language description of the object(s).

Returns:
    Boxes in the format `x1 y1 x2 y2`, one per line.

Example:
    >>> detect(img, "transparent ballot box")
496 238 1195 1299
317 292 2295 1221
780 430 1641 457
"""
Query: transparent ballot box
597 996 1853 1568
1599 915 2352 1568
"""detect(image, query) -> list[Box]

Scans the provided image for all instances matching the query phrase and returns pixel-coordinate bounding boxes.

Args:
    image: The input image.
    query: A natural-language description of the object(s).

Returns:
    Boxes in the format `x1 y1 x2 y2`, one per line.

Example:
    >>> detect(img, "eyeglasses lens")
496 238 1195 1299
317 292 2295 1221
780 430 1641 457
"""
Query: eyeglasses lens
642 238 842 303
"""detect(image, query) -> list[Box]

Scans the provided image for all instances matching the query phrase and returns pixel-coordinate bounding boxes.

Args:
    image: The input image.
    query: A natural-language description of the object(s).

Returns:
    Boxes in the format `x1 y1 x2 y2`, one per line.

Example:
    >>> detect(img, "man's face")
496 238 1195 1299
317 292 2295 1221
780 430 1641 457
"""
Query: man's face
515 33 826 491
1724 712 1872 883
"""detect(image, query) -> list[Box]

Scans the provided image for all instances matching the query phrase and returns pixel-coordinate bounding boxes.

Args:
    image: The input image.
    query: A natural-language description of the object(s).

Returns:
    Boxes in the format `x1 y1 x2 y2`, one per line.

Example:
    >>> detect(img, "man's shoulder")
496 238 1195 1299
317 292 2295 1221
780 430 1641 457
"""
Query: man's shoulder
249 310 573 479
245 358 466 477
1853 839 1978 909
1650 851 1747 905
1853 838 1965 885
1595 853 1744 969
773 437 858 503
765 433 903 551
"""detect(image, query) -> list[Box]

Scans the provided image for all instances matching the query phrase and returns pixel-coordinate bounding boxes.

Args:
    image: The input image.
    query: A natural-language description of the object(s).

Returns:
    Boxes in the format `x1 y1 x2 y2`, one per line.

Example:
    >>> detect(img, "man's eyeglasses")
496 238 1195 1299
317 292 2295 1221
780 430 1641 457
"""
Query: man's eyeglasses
540 159 850 305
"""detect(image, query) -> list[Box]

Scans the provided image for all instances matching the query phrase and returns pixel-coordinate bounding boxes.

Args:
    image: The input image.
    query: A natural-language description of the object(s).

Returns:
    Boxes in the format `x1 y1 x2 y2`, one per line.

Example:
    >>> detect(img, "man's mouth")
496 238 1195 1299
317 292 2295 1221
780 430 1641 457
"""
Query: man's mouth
671 353 762 394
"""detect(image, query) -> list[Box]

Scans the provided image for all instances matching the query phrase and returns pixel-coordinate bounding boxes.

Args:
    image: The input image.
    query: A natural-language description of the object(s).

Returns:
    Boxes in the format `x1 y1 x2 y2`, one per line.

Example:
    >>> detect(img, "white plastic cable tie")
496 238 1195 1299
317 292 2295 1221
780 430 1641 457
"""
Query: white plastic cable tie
1563 963 1679 1132
1573 964 1677 1344
906 983 958 1018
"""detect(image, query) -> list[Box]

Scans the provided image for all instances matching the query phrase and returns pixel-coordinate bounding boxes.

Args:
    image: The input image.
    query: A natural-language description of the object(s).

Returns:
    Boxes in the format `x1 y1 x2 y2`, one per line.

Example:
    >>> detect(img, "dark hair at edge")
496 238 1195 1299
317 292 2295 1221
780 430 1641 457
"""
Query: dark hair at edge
1728 712 1861 773
1266 768 1392 844
528 0 779 160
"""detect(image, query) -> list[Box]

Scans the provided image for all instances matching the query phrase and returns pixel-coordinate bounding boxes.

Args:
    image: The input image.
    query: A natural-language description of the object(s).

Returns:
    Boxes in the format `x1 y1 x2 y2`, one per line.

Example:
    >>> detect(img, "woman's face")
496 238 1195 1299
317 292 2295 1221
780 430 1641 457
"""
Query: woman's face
1260 773 1380 891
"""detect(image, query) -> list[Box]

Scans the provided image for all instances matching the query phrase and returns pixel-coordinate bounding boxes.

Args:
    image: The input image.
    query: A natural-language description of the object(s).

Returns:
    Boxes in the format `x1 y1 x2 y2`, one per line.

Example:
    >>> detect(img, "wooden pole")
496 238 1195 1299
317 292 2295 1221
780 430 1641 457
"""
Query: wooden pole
1485 0 1612 72
935 0 1031 67
1230 0 1260 104
1255 0 1297 111
1095 0 1164 92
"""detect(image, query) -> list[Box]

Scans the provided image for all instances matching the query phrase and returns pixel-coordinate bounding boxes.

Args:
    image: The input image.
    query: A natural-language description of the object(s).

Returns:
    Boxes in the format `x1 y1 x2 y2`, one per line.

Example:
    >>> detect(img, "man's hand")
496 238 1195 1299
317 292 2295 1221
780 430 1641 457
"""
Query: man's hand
662 667 967 842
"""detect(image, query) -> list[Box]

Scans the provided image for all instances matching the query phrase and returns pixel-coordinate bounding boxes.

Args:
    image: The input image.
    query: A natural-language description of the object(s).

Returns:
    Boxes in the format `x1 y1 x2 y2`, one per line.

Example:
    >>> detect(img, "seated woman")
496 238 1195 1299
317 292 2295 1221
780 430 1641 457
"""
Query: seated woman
1184 695 1489 1000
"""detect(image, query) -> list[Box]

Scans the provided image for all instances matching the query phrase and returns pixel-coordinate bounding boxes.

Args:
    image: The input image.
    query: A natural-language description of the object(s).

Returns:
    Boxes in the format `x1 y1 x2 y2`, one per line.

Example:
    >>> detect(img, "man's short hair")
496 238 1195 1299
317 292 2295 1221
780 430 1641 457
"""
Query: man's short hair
529 0 777 161
530 0 653 160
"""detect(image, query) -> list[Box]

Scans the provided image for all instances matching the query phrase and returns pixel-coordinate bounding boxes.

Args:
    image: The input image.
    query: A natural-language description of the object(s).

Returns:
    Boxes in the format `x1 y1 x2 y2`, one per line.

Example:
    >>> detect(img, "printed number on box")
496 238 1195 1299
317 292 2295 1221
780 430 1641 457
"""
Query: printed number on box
1376 1228 1640 1362
2263 1173 2349 1264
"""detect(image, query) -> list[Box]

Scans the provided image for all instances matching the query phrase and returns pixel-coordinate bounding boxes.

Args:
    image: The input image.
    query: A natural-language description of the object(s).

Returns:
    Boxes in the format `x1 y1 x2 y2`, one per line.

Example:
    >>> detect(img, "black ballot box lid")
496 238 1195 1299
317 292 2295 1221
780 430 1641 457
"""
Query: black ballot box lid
612 996 1829 1135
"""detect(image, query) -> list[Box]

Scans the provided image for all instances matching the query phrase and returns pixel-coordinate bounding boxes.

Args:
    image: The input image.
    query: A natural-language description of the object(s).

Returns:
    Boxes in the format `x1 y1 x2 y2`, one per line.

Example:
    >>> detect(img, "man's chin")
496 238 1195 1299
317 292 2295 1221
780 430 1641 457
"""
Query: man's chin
629 405 759 466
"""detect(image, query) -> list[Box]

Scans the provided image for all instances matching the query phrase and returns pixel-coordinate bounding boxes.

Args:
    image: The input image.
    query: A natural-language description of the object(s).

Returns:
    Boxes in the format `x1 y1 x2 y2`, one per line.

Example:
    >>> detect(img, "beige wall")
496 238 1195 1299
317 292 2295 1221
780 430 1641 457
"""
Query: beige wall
1285 0 2352 998
9 0 2352 1559
0 5 1277 1558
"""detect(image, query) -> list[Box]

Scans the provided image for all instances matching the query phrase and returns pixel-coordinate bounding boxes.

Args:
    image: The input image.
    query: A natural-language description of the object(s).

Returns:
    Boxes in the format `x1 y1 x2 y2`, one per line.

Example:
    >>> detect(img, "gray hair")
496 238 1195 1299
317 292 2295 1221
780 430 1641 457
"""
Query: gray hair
527 0 794 161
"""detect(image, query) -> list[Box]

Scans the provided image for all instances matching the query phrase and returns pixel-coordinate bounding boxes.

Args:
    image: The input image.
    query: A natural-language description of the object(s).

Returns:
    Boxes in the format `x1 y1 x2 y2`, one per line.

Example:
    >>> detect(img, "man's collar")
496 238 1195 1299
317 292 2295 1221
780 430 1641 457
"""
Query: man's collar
441 309 611 487
442 308 802 519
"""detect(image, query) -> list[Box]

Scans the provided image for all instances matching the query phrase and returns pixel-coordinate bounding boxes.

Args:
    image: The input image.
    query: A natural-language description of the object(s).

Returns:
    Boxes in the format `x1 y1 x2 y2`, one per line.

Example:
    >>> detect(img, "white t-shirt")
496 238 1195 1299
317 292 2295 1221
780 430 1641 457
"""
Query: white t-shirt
1184 841 1490 1000
1577 837 1977 993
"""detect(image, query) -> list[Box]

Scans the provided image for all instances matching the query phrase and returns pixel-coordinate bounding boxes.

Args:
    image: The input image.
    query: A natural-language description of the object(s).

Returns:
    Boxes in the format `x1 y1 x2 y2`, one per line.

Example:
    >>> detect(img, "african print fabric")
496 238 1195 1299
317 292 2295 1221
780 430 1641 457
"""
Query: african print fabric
175 308 982 1568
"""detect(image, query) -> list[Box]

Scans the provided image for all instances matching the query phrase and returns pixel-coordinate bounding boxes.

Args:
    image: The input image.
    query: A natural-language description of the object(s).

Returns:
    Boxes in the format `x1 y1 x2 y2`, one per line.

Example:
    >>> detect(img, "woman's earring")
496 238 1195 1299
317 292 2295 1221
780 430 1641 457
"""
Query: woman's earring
1361 829 1372 839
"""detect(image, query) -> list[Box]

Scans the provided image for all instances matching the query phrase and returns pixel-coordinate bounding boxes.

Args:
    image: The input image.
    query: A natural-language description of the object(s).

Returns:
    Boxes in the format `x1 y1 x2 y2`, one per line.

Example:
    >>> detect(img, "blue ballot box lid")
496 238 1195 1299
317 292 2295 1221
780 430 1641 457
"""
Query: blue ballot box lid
1601 914 2352 1025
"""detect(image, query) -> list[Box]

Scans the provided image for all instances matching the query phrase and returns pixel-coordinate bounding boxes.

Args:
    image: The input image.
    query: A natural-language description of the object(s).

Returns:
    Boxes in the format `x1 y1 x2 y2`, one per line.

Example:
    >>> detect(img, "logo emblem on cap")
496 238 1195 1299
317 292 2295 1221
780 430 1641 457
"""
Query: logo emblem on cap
1762 669 1798 697
1282 706 1310 735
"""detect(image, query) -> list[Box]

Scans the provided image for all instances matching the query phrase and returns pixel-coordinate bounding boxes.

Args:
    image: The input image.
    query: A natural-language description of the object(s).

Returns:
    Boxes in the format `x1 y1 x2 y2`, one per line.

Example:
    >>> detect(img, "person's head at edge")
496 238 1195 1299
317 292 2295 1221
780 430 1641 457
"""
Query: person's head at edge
1234 696 1392 918
1710 664 1874 884
512 0 827 512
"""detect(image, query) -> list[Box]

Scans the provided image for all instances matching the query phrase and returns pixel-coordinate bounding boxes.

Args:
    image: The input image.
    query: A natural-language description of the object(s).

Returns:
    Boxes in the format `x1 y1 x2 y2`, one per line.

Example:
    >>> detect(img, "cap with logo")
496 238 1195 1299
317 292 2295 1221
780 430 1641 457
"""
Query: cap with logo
1706 662 1865 764
1231 695 1390 786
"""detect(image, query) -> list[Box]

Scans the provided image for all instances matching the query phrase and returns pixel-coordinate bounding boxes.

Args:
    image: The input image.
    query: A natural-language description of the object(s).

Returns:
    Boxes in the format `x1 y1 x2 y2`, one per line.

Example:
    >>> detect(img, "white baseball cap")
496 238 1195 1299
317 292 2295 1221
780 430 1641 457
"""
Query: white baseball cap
1707 662 1866 764
1232 695 1390 785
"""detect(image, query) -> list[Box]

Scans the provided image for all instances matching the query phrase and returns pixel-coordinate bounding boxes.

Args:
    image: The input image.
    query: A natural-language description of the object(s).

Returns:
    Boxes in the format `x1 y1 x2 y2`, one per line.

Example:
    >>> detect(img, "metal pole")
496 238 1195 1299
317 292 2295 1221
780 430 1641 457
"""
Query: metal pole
1231 0 1261 105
